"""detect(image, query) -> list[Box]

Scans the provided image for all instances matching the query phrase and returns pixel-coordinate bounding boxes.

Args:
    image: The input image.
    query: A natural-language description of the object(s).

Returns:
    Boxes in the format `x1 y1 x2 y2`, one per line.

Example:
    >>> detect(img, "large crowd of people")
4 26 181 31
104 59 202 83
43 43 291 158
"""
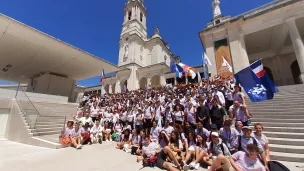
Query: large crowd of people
61 75 271 171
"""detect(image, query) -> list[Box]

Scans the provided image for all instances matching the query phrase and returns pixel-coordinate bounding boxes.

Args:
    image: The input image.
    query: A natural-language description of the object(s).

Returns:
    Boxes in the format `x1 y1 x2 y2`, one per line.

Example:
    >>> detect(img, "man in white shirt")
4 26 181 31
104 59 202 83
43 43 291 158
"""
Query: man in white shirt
80 112 94 127
212 87 225 107
90 120 103 144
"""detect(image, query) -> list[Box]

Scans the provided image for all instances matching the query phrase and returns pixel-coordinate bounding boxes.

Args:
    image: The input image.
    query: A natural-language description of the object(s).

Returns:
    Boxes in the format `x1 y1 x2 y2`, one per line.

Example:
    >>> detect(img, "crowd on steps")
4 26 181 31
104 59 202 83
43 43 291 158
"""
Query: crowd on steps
60 75 275 171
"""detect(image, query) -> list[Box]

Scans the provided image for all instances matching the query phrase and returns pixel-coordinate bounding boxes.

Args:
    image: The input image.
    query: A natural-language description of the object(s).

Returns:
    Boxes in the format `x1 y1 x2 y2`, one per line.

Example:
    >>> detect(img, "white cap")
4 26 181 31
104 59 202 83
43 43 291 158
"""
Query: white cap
211 132 219 137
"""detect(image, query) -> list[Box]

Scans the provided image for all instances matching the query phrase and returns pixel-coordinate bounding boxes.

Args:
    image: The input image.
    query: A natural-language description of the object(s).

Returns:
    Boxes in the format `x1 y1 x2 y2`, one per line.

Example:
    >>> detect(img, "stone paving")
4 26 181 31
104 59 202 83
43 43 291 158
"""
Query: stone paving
0 138 303 171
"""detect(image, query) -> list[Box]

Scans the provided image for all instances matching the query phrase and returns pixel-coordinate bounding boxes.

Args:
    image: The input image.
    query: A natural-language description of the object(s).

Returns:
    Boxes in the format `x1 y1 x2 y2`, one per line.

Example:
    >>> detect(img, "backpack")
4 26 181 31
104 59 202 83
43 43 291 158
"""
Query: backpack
268 161 290 171
210 141 227 156
238 135 257 151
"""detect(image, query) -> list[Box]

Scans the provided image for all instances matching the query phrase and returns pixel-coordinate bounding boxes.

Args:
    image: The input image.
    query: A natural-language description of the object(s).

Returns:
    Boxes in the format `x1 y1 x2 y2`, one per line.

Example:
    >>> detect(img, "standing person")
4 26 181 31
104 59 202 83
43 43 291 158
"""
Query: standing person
135 107 144 134
126 106 135 130
252 123 270 161
229 101 251 126
210 99 226 129
185 102 197 130
120 106 128 126
90 120 103 144
90 103 99 123
164 106 174 126
173 105 184 126
212 87 225 108
154 100 165 126
143 101 154 135
196 99 210 130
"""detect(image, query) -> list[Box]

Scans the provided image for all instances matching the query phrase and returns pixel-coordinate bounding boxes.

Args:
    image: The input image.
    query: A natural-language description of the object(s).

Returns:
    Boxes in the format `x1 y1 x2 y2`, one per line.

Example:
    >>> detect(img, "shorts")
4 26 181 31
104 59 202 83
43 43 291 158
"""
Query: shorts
175 120 183 125
156 150 166 169
61 137 71 145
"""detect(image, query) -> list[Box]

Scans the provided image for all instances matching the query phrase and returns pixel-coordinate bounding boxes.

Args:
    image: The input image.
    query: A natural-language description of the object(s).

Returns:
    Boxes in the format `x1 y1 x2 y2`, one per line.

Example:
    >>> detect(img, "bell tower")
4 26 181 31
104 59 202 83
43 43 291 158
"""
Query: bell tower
118 0 147 67
121 0 147 39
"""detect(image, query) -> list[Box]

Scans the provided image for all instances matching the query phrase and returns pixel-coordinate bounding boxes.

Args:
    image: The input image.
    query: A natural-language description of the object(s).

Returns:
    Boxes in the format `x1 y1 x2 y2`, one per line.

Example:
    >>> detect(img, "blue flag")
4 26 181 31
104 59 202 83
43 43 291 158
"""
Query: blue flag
170 61 176 72
176 64 184 78
234 60 279 102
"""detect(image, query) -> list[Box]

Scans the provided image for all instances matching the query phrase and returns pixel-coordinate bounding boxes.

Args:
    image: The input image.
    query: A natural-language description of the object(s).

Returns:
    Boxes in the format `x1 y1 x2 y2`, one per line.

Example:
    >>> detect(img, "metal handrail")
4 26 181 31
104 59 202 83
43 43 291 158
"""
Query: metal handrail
19 87 41 117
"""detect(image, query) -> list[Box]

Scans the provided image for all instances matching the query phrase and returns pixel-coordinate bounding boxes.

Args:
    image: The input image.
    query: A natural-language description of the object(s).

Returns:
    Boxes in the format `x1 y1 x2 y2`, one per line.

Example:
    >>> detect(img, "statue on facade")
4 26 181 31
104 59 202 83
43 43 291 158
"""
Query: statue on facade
212 0 222 19
124 44 129 57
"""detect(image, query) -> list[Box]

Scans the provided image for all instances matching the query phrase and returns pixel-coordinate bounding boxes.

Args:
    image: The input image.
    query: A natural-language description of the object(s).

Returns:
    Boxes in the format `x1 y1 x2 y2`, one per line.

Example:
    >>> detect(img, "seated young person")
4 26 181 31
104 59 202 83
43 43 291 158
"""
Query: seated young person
233 126 268 171
116 128 132 150
90 120 103 144
137 136 182 171
102 122 112 142
61 120 82 149
80 122 92 145
71 122 83 149
208 144 266 171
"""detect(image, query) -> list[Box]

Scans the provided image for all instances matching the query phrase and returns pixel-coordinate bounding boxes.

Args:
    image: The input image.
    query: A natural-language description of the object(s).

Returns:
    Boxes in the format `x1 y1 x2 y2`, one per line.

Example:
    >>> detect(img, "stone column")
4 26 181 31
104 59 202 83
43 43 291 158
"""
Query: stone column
228 28 250 73
186 77 189 85
286 18 304 82
147 77 151 88
204 34 217 77
174 77 177 86
108 84 112 94
115 80 121 93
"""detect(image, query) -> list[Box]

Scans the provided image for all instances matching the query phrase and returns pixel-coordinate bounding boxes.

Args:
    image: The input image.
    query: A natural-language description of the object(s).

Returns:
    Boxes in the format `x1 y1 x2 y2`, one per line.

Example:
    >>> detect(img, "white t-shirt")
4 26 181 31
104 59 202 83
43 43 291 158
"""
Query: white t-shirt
144 106 154 119
151 127 161 140
232 151 266 171
135 113 143 125
163 126 174 136
64 127 74 138
71 128 81 138
186 107 196 124
174 111 184 122
90 107 99 117
142 142 159 158
121 111 127 122
252 133 269 151
155 106 165 121
90 124 102 134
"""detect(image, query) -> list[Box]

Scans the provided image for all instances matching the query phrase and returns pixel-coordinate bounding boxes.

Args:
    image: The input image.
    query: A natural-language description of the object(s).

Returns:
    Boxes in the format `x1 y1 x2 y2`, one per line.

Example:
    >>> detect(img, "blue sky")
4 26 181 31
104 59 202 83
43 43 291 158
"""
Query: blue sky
0 0 273 86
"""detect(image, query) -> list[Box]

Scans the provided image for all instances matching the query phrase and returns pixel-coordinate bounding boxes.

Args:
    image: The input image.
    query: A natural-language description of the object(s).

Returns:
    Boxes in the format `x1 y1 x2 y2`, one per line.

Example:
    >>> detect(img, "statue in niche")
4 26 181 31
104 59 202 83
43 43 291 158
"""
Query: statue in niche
124 44 129 58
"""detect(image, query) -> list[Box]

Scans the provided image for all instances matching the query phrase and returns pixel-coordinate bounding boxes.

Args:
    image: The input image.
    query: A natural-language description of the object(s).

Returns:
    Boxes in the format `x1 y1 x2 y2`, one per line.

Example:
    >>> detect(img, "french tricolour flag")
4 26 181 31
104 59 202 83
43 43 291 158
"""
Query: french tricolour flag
250 60 265 78
100 69 105 84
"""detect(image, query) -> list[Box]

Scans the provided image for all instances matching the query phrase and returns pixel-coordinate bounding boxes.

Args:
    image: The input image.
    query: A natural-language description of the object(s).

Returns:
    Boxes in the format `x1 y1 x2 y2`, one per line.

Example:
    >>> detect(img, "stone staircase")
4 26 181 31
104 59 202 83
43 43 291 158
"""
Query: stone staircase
18 101 77 145
247 84 304 163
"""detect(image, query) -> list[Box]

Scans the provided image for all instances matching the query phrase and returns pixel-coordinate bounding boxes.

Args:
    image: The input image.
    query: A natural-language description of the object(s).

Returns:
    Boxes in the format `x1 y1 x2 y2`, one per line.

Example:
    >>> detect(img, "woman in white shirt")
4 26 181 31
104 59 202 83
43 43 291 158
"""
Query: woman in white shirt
126 107 135 130
253 123 270 161
185 102 197 129
173 105 184 126
90 103 99 123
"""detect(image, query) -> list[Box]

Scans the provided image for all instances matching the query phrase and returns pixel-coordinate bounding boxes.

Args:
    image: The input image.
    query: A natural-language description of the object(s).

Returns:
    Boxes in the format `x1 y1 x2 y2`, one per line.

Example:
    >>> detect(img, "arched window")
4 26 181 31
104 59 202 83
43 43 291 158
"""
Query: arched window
140 13 143 22
128 11 132 20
